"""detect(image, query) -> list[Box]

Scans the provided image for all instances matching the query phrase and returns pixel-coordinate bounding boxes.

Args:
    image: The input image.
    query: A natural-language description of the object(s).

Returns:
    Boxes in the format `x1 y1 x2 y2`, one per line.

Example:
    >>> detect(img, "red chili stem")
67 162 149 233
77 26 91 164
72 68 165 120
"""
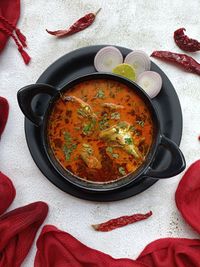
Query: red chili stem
174 28 200 52
46 9 101 38
95 8 102 16
92 211 152 232
151 51 200 76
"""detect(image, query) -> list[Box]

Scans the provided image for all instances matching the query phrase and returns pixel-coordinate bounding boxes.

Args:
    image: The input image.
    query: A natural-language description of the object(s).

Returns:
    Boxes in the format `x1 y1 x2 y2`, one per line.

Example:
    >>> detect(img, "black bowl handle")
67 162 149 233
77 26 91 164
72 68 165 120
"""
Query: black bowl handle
17 83 57 126
144 135 185 179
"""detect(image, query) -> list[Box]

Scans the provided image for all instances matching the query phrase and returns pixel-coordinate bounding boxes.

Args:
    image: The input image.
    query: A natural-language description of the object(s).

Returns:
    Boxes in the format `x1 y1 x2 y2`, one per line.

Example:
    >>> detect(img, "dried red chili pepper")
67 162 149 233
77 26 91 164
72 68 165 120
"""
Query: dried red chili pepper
92 211 152 232
151 51 200 75
174 28 200 52
198 135 200 141
0 97 9 138
46 8 101 37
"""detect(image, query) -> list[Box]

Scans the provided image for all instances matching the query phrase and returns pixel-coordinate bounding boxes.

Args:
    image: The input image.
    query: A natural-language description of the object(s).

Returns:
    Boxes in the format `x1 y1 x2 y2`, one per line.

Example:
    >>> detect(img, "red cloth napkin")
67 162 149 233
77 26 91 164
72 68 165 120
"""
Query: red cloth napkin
0 0 30 64
0 0 20 52
175 159 200 235
0 96 9 138
0 201 48 267
34 225 147 267
34 160 200 267
136 238 200 267
0 172 16 215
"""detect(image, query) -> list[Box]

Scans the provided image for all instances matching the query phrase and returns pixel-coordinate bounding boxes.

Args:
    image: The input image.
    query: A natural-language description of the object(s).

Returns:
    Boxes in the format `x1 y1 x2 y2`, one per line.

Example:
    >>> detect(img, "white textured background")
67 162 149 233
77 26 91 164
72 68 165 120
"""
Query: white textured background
0 0 200 266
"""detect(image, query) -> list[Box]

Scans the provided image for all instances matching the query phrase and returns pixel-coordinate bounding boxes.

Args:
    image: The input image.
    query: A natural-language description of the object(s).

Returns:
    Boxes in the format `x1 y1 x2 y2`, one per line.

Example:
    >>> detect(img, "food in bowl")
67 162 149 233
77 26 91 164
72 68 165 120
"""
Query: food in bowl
47 78 154 183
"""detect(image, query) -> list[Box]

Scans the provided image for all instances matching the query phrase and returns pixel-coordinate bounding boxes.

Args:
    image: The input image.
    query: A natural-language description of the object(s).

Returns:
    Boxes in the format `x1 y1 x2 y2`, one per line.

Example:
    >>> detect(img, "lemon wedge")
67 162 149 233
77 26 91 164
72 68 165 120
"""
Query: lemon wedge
112 63 136 81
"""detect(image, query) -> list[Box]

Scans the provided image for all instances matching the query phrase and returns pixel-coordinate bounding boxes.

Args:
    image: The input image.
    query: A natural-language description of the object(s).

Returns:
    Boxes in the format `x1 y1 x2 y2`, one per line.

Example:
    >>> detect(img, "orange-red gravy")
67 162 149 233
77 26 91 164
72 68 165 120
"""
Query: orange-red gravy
47 79 153 183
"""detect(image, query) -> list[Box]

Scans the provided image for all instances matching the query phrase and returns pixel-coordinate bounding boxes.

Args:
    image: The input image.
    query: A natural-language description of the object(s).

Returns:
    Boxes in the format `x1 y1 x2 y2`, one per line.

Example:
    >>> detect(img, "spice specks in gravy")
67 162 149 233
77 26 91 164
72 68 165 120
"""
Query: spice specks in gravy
47 79 153 183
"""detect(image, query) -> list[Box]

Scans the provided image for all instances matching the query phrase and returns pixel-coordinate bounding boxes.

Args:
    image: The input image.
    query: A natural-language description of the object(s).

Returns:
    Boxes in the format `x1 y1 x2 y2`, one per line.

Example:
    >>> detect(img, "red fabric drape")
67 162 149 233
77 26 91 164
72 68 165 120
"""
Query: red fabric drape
0 0 30 63
175 159 200 235
34 159 200 267
136 238 200 267
0 0 20 52
34 225 147 267
0 96 9 138
0 201 48 267
0 172 15 215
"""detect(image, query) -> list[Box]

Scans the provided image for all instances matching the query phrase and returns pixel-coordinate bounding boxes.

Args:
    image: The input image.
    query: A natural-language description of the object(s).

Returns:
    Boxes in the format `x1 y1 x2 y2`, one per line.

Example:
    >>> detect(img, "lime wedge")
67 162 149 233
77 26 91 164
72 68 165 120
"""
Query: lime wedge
112 63 136 81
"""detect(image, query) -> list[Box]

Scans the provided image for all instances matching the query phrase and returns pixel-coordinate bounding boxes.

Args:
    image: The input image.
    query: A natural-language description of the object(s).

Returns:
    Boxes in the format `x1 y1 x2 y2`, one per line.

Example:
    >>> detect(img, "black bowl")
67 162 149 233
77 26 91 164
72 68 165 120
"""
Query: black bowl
17 73 185 192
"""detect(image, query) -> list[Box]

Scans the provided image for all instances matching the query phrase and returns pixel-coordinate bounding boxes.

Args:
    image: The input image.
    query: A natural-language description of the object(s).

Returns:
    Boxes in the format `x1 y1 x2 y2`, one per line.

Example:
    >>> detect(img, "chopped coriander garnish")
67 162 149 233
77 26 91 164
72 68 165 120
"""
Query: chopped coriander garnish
77 108 86 117
129 125 136 132
63 145 71 161
106 147 113 153
111 112 120 120
63 143 77 161
95 89 105 99
136 120 145 127
82 119 96 135
64 131 72 144
134 129 142 136
71 144 77 149
83 144 93 155
82 123 91 135
99 115 109 130
117 121 127 128
125 137 133 145
63 132 77 160
118 166 126 176
106 147 119 159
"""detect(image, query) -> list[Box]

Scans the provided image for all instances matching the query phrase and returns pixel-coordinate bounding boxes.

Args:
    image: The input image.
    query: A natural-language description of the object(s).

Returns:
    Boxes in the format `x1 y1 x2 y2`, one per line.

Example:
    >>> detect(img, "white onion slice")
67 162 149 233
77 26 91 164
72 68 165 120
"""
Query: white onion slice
94 46 123 72
137 71 162 98
124 50 151 77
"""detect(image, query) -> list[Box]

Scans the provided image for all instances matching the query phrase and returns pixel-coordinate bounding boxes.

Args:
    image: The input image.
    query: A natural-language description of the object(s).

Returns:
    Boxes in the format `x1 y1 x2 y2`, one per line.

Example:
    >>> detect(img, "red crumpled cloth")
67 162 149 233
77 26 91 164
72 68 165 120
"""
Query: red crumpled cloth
0 172 15 215
136 238 200 267
0 96 9 138
0 201 48 267
0 0 30 64
34 225 147 267
0 0 20 52
175 159 200 235
34 160 200 267
136 160 200 267
0 98 16 215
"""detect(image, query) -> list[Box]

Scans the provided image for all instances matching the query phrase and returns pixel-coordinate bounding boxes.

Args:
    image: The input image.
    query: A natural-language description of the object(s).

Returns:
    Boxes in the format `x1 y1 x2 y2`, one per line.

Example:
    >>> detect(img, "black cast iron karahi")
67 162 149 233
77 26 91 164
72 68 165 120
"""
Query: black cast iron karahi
17 73 186 193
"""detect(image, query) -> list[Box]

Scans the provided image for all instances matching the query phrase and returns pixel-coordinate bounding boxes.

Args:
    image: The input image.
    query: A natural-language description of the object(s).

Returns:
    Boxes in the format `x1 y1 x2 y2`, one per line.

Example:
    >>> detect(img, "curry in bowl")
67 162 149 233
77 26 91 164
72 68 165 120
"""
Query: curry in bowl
47 78 154 183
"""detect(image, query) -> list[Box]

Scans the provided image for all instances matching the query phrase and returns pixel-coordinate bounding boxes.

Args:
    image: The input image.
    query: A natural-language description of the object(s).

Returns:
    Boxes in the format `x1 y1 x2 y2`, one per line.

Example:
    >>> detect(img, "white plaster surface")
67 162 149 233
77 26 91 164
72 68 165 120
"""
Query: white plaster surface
0 0 200 266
